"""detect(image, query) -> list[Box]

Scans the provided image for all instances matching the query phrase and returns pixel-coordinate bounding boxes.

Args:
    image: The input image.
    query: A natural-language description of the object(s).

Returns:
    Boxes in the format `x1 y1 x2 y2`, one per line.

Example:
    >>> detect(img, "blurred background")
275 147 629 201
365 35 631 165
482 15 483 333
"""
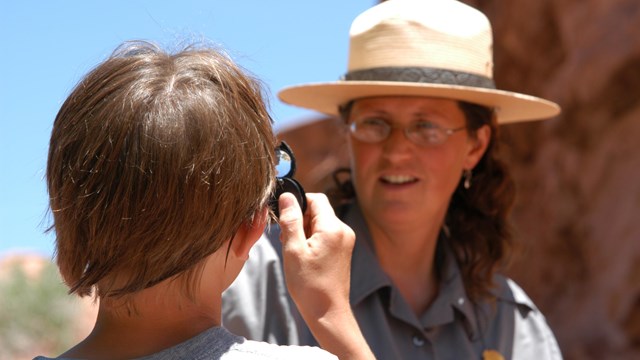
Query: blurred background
1 0 639 359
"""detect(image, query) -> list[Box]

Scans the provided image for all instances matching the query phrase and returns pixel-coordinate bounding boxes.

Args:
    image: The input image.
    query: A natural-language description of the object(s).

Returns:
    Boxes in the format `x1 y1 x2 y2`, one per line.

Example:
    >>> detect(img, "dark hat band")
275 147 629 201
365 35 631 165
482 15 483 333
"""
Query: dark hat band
343 67 496 89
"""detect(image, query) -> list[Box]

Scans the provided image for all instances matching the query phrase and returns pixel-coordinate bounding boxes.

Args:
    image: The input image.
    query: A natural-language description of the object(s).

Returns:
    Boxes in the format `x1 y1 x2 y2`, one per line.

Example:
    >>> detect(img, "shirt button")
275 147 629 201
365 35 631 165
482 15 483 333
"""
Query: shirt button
412 335 425 347
458 297 465 306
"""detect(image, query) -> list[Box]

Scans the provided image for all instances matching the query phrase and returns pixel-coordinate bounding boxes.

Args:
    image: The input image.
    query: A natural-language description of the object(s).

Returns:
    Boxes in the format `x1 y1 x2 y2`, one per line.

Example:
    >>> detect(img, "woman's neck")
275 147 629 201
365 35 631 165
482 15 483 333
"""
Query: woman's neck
365 213 443 316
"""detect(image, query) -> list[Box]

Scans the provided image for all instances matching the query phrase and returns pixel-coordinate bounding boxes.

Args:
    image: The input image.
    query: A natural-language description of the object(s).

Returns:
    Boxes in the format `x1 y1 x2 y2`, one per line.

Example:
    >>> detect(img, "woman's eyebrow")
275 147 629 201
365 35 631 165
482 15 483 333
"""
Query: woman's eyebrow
352 108 389 117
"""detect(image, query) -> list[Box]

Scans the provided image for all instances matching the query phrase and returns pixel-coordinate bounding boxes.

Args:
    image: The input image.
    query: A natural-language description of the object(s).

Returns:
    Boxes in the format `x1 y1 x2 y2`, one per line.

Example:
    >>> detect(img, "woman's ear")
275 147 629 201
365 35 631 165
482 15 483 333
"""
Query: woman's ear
464 124 491 170
229 207 269 260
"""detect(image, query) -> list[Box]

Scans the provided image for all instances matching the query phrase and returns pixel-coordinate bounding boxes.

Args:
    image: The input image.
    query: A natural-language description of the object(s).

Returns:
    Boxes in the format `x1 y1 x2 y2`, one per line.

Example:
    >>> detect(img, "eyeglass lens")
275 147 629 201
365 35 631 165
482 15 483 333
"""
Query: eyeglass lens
350 120 462 146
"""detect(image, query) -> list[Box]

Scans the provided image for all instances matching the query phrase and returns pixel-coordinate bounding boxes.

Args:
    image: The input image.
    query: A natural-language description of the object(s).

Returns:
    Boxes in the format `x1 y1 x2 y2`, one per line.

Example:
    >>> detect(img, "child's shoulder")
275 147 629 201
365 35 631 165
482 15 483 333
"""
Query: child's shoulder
226 339 338 360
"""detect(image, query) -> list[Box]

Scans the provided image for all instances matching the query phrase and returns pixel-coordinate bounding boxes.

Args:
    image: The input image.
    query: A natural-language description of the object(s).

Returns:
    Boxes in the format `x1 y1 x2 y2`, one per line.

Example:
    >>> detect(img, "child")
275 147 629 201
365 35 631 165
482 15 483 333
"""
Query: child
37 41 373 360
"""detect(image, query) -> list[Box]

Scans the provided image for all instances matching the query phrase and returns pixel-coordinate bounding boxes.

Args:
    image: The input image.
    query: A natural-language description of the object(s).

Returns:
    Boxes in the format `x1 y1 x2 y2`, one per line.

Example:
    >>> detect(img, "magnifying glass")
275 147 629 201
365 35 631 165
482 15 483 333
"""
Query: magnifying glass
269 141 307 218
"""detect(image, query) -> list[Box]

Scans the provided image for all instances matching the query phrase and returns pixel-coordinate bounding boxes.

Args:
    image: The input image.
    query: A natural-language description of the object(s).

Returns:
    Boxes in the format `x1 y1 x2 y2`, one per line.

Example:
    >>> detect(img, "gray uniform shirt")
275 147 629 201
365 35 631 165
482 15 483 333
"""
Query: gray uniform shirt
223 203 563 360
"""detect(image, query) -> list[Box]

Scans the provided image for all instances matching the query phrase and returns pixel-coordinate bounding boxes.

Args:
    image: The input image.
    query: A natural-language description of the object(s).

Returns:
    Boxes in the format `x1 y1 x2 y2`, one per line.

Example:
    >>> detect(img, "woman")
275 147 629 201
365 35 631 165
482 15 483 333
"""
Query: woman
224 0 563 359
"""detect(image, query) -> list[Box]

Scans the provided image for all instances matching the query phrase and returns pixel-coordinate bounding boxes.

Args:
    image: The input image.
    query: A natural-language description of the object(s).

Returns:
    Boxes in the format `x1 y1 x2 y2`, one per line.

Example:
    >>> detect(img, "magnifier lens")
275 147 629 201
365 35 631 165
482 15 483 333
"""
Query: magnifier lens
275 149 292 178
269 142 306 218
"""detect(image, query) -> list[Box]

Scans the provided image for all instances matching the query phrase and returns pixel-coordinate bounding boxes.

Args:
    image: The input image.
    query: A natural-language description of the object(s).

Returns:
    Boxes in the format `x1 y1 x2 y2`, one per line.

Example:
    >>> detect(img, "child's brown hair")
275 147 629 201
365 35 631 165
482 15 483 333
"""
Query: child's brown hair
47 41 276 300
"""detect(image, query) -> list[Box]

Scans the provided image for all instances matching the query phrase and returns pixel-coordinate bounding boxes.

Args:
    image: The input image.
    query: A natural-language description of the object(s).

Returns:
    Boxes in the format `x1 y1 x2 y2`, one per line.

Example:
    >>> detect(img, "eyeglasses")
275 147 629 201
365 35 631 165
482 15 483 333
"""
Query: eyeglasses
349 118 466 147
269 141 307 218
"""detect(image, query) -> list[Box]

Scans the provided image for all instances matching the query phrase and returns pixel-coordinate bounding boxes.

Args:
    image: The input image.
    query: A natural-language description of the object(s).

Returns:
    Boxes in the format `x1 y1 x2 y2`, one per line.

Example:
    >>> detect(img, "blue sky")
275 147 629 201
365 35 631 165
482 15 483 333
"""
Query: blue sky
0 0 374 257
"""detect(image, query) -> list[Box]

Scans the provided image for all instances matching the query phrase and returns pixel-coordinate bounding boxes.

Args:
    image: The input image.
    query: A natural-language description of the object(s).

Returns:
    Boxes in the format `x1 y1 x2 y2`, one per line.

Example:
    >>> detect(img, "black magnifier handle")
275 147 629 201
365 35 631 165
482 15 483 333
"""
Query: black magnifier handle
270 177 307 218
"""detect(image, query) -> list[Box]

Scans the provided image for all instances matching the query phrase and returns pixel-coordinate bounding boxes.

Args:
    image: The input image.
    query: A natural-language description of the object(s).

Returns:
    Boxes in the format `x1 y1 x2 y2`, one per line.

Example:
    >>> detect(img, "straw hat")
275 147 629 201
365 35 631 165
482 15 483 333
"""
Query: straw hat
278 0 560 123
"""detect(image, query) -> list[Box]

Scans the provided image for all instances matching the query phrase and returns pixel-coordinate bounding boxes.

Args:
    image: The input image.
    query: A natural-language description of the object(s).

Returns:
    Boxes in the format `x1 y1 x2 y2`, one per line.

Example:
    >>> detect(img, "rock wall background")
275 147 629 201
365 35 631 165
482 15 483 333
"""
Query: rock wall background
279 1 640 358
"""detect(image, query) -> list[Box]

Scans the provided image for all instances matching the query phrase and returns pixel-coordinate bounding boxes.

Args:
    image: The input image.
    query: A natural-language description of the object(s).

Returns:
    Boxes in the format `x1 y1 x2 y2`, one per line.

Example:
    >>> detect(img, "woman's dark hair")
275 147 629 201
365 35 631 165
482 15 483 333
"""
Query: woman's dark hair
447 101 516 302
333 100 515 302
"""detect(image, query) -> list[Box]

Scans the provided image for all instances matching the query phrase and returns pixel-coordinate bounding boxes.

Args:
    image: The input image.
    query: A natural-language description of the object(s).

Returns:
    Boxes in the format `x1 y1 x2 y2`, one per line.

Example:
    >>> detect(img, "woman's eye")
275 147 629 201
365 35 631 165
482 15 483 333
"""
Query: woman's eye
360 118 387 127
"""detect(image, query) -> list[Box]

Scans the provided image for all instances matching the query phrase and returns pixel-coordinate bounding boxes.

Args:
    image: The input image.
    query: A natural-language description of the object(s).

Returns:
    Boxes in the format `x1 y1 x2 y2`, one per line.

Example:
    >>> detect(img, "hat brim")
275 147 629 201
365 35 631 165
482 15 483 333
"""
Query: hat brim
278 81 560 123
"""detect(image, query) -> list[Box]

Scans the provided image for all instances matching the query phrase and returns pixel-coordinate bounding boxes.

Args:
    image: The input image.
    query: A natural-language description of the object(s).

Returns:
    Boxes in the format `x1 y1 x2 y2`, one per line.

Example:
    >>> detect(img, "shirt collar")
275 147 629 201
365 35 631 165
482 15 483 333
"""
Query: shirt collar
344 202 393 305
343 202 480 340
426 242 480 339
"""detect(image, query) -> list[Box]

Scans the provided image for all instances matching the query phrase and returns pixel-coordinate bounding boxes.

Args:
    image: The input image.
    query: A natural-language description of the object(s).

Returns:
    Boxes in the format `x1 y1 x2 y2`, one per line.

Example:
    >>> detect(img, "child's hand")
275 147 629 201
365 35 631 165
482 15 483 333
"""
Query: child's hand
278 192 355 319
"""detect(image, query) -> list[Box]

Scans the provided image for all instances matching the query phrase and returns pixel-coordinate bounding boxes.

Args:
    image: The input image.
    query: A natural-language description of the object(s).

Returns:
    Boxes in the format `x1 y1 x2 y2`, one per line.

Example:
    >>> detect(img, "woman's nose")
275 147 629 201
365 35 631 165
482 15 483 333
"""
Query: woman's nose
382 126 413 162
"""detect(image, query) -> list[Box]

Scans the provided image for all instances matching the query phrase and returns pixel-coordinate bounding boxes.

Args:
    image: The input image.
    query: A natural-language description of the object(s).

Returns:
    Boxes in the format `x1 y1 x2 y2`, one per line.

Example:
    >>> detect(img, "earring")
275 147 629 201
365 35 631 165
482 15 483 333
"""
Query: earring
463 169 472 189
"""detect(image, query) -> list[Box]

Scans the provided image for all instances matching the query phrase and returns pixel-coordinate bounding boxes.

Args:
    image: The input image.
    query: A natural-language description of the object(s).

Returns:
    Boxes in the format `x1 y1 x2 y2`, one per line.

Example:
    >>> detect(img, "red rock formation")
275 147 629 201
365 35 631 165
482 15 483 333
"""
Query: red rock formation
464 1 640 358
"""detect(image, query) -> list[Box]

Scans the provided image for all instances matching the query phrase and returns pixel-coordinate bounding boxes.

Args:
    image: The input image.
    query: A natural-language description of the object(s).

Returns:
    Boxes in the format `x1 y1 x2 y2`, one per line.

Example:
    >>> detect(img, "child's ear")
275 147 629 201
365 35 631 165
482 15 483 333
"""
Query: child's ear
230 207 269 260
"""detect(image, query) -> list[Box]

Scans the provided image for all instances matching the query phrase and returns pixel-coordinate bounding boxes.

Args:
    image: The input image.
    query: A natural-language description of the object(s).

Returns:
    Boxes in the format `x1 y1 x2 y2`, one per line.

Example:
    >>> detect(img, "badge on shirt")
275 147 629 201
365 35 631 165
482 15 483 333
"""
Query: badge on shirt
483 350 505 360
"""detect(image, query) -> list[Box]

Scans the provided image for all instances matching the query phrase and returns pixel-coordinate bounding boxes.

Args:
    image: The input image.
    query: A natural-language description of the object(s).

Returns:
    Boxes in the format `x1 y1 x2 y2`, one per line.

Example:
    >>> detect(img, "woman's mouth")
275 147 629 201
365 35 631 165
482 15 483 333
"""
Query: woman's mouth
380 175 418 185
